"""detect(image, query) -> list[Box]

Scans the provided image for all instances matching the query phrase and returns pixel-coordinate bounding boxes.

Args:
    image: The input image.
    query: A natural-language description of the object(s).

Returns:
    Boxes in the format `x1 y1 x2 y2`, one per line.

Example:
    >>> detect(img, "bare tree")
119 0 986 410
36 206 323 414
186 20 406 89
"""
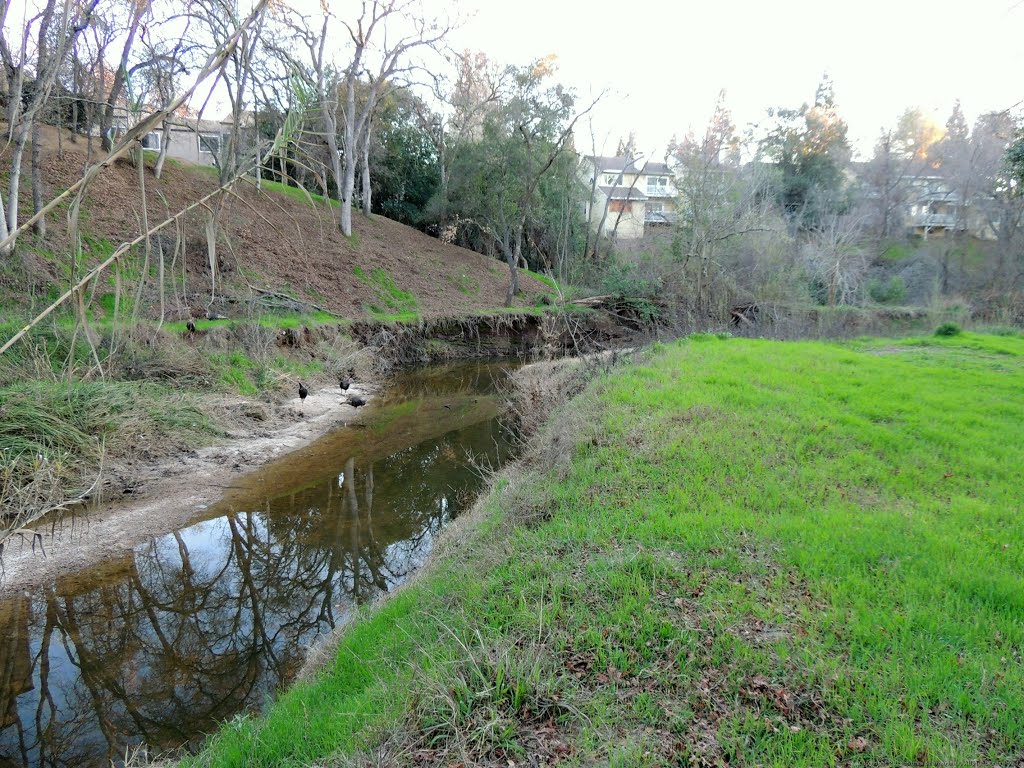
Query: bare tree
336 0 452 236
861 109 944 242
0 0 96 258
669 94 773 311
429 49 507 198
190 0 267 184
273 10 343 211
97 0 149 150
801 213 869 306
134 13 197 179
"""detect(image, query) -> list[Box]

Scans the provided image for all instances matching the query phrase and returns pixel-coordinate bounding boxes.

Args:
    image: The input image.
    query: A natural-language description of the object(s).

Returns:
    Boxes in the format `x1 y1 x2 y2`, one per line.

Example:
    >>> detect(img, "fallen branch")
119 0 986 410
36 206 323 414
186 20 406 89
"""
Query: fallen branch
570 294 615 307
244 284 339 317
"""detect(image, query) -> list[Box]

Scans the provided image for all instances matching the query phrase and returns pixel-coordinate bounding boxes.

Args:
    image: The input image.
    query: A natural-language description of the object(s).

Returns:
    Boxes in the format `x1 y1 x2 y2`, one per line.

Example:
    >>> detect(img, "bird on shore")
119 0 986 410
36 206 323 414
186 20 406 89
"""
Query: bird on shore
347 394 367 408
298 382 309 411
339 376 351 391
186 319 196 336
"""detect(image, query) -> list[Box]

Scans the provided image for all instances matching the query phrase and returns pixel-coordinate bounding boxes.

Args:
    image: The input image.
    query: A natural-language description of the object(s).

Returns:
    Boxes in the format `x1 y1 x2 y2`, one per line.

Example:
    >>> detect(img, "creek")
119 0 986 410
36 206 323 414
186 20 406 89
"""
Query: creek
0 359 520 767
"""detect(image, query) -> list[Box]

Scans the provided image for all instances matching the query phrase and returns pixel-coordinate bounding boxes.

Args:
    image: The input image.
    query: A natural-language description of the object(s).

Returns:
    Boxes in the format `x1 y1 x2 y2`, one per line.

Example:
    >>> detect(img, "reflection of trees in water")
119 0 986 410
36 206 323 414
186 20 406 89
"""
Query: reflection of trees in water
385 359 513 400
0 417 509 765
0 418 507 768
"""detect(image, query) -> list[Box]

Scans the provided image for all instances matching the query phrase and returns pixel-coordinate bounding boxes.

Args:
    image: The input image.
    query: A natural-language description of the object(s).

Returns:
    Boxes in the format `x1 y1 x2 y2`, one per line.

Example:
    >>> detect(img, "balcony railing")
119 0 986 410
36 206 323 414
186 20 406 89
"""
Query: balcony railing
910 213 963 229
645 185 675 198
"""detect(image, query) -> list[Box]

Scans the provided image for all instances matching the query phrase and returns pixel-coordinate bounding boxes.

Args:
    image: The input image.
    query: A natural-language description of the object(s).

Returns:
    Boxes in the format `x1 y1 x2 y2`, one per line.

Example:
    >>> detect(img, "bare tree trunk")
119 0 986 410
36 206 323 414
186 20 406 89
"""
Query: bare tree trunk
153 120 171 179
100 4 146 151
1 136 29 257
30 119 45 237
323 100 342 214
340 66 358 237
70 53 81 140
504 219 524 306
340 158 355 236
361 121 372 216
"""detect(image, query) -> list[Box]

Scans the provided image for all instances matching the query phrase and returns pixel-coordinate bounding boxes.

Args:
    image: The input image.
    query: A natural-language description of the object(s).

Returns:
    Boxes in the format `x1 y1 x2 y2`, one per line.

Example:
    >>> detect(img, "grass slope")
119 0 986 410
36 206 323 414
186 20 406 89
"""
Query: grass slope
182 332 1024 767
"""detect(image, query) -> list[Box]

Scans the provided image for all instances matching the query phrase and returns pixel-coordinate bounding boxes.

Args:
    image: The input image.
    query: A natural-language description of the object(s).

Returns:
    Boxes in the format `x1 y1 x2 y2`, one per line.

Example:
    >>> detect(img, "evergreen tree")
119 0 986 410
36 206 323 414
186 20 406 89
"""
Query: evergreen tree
759 74 850 230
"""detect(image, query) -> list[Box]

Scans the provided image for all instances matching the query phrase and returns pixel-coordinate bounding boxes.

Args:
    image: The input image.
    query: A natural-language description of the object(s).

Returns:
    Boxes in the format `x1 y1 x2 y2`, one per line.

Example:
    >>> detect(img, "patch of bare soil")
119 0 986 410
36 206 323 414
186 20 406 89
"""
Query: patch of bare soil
865 345 914 355
0 383 372 598
23 126 548 320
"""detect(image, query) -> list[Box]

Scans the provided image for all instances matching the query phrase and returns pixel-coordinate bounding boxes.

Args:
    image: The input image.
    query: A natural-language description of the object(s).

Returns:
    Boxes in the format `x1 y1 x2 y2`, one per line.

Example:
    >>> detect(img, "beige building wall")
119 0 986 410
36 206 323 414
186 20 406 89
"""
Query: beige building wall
604 200 646 238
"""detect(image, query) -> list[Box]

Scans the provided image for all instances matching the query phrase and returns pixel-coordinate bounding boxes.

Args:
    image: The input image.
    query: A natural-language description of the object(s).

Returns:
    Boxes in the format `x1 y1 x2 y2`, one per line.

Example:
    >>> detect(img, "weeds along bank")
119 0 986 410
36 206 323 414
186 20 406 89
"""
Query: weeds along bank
178 330 1024 768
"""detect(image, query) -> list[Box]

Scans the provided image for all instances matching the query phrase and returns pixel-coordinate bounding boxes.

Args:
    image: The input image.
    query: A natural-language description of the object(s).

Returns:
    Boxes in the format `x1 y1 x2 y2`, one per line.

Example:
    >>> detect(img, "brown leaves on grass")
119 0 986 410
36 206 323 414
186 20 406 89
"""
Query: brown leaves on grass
847 735 869 752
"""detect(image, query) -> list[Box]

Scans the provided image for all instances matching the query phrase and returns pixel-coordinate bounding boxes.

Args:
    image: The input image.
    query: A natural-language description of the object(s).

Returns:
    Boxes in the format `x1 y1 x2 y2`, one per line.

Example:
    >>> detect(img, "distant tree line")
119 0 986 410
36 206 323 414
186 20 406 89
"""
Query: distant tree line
1 0 1023 318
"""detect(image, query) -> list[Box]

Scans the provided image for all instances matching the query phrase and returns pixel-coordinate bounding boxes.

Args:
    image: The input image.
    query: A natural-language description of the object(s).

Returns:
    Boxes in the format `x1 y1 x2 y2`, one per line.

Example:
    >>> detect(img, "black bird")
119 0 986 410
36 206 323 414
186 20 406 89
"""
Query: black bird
186 319 196 335
298 382 309 410
339 376 351 391
347 394 367 408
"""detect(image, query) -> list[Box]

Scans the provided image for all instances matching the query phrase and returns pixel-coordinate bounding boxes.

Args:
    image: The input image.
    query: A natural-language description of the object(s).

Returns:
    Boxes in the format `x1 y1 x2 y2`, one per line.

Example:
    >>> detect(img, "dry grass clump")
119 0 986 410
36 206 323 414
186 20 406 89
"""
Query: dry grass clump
368 629 578 768
313 331 374 381
506 348 636 439
108 326 213 384
0 379 215 530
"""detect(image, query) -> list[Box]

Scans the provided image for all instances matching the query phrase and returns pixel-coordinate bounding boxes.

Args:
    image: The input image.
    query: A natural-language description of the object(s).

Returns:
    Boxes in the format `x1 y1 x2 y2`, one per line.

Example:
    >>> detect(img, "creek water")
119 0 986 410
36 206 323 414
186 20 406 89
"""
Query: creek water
0 359 520 768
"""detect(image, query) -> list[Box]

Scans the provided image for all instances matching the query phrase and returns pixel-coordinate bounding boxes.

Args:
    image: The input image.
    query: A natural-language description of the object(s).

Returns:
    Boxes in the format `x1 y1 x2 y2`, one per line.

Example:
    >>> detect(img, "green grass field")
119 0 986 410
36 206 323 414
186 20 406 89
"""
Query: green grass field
182 332 1024 767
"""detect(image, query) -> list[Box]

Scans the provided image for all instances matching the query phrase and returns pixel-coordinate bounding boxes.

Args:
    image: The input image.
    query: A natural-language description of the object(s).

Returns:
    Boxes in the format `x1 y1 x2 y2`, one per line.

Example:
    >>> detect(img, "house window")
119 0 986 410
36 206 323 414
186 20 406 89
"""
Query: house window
199 134 220 155
604 173 619 186
142 131 161 150
646 176 668 194
646 202 664 213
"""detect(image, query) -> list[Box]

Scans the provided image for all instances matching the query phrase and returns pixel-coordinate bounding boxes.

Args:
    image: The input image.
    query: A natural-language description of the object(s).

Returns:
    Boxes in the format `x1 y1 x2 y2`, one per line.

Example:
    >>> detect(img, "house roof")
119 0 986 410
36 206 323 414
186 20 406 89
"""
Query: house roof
599 185 648 201
589 155 672 176
220 110 256 127
167 116 224 133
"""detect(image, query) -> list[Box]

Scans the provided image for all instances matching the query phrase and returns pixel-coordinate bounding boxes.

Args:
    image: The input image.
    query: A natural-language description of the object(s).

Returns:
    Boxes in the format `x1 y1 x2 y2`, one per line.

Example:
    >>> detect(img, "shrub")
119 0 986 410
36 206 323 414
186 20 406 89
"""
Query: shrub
934 322 962 337
868 276 907 305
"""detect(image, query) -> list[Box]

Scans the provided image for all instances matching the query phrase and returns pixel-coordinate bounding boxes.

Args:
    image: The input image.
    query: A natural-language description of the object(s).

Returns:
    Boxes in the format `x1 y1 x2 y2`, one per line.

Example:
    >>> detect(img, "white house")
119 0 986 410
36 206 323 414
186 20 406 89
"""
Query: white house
582 154 677 239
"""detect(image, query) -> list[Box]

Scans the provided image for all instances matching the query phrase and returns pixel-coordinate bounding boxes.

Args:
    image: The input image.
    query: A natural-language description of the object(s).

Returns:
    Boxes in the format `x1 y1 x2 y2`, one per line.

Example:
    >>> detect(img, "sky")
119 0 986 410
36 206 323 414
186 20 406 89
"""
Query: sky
7 0 1020 160
443 0 1024 160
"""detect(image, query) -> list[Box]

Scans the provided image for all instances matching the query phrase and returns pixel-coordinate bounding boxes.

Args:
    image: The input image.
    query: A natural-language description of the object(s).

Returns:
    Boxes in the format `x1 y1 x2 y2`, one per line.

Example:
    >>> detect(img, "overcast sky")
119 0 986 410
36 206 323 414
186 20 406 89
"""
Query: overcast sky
10 0 1018 159
444 0 1024 159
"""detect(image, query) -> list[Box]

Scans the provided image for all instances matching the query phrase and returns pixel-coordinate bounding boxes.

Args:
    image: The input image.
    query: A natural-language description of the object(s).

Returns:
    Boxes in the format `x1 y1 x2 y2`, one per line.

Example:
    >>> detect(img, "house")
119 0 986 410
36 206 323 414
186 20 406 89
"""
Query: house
905 174 997 240
119 111 258 168
852 163 997 241
137 116 228 165
582 155 677 239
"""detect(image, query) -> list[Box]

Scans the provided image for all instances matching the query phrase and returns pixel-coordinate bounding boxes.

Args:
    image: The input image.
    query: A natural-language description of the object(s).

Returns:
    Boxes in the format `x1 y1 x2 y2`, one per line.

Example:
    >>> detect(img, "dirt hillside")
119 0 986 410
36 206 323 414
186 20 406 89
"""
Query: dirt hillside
9 126 547 320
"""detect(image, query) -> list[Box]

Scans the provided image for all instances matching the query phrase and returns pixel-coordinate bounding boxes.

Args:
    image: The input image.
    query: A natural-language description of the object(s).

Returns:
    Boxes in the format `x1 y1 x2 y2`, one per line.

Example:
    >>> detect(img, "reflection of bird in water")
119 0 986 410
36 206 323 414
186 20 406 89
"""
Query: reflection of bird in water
347 394 367 408
298 382 309 411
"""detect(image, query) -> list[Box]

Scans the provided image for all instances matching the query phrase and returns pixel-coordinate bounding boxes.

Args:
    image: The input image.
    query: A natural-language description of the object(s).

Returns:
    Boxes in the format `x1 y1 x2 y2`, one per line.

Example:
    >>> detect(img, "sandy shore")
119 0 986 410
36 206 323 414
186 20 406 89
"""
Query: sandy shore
0 385 372 597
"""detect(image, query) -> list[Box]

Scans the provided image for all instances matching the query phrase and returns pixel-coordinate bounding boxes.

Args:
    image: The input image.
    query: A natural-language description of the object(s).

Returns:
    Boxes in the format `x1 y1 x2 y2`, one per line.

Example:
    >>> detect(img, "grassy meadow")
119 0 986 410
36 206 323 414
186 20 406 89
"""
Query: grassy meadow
181 331 1024 767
